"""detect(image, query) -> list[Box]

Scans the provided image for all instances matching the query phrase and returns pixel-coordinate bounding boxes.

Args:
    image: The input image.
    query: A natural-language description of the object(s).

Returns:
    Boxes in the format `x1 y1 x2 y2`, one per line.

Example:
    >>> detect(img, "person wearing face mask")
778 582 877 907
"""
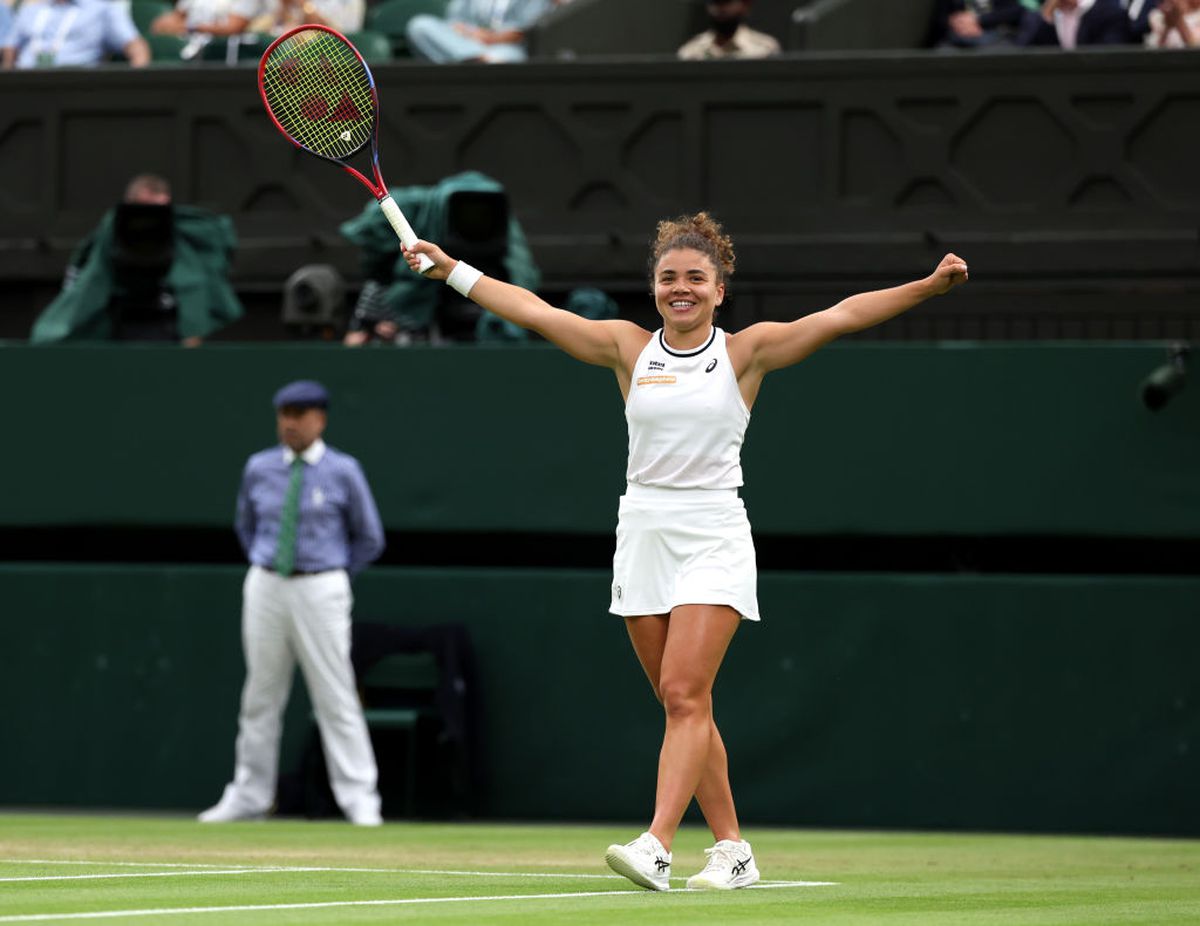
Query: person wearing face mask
402 215 968 890
678 0 781 60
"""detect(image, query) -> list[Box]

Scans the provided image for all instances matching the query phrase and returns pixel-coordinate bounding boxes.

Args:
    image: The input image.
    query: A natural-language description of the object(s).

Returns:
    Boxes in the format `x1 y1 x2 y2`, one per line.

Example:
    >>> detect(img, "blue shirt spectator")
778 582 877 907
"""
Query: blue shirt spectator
1 0 149 69
0 3 14 47
236 438 385 576
406 0 554 63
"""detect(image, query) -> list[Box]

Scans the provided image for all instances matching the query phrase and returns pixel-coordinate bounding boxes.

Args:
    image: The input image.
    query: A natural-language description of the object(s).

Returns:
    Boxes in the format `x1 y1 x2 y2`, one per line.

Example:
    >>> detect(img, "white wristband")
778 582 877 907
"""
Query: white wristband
446 260 483 297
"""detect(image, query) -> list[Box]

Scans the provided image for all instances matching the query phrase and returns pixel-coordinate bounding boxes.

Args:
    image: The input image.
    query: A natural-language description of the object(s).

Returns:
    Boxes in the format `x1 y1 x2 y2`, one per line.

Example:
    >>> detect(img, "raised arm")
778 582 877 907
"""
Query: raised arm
404 240 647 371
733 253 969 381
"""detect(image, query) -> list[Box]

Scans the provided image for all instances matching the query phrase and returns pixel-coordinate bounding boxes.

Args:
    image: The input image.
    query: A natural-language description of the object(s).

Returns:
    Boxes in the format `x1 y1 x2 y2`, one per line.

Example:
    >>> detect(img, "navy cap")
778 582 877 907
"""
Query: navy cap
272 379 329 410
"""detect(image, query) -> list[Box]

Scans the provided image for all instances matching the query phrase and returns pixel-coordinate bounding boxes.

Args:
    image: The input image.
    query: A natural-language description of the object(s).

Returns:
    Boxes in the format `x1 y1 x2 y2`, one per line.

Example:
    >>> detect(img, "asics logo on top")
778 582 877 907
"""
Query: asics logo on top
649 360 666 371
655 857 670 872
731 857 751 875
705 359 718 372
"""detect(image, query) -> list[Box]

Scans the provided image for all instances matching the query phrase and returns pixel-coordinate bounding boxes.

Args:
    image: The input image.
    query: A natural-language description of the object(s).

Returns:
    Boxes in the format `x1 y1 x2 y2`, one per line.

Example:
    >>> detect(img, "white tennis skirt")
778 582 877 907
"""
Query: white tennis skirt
609 483 760 621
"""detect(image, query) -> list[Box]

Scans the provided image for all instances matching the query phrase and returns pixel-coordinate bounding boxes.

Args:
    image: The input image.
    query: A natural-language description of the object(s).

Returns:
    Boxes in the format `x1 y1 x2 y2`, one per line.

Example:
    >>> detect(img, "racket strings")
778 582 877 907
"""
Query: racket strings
261 29 375 160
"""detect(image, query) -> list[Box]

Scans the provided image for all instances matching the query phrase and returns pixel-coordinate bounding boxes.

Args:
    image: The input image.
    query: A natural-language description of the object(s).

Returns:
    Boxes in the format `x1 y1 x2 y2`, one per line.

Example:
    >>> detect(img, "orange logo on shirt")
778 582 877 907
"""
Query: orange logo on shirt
637 375 677 386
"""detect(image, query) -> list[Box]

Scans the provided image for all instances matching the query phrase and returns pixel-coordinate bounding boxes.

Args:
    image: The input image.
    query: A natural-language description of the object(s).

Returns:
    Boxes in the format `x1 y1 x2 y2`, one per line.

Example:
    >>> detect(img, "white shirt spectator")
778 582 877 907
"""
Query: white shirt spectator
677 23 780 59
1051 0 1096 48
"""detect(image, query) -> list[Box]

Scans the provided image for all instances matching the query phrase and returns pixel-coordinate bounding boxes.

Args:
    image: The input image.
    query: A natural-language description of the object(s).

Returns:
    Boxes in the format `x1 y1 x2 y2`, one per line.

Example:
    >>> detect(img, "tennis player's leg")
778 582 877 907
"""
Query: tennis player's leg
624 612 742 844
606 606 740 889
649 604 741 846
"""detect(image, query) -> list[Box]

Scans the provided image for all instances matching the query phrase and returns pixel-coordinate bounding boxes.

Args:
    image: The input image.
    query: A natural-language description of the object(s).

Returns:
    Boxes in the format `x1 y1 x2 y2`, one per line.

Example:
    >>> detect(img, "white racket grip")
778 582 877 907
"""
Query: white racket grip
378 194 434 274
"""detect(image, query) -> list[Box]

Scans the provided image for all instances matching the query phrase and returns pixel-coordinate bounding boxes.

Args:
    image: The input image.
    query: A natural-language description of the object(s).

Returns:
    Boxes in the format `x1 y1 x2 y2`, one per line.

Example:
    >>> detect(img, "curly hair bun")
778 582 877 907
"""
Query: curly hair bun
651 211 736 280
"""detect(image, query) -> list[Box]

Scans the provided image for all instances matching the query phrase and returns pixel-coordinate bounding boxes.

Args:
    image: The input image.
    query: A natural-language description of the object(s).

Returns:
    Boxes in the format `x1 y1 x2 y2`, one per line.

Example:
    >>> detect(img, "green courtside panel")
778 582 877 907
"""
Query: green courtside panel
1 564 1196 834
2 342 1198 537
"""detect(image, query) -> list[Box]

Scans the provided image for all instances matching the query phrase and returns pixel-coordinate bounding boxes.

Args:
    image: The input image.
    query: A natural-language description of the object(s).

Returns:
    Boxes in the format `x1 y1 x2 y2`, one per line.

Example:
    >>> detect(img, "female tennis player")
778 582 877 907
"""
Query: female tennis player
404 214 968 891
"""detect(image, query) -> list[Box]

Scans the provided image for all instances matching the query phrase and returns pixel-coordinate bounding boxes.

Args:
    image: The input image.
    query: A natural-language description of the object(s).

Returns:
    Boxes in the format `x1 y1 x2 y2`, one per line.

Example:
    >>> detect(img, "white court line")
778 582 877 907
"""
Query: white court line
0 869 329 884
0 861 620 881
0 862 243 870
0 882 836 922
0 859 838 886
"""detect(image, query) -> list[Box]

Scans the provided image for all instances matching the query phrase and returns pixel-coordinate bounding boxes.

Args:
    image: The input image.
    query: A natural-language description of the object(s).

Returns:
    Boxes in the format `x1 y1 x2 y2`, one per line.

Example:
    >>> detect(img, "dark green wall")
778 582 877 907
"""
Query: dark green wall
3 342 1198 536
1 565 1195 835
3 342 1197 833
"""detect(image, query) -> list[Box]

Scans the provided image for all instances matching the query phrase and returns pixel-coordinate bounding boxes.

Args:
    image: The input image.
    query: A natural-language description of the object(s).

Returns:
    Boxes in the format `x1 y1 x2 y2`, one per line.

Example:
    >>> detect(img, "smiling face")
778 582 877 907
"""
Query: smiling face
653 247 725 340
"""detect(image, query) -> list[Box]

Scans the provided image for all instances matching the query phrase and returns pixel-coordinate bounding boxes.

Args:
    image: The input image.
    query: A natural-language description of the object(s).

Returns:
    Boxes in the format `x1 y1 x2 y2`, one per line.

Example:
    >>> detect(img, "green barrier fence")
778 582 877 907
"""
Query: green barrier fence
3 342 1198 537
2 564 1195 835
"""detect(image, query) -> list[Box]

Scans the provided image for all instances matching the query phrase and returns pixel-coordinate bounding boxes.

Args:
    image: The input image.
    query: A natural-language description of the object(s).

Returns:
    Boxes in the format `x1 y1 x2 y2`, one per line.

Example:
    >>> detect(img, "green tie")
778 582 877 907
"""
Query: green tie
273 456 305 577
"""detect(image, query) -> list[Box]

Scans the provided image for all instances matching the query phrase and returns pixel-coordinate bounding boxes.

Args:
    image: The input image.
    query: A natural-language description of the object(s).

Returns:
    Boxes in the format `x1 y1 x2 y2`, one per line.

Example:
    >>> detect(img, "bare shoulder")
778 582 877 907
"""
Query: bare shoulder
726 320 785 365
606 319 654 355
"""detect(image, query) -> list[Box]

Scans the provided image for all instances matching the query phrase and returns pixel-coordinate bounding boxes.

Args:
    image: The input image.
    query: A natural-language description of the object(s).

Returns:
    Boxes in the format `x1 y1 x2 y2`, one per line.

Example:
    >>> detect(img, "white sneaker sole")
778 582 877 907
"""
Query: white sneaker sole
686 871 760 890
196 810 266 823
605 845 670 891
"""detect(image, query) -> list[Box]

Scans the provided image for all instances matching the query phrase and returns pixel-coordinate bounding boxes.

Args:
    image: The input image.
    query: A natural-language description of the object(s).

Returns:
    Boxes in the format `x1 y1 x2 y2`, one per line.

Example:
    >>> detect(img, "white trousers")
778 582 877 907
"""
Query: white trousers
219 566 380 819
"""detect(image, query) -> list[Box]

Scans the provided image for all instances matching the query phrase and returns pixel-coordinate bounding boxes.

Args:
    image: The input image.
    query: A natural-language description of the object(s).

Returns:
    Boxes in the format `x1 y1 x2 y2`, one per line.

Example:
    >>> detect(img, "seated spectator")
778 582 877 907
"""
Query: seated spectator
1145 0 1199 45
1028 0 1142 46
405 0 553 64
930 0 1042 48
932 0 1148 47
340 171 540 345
678 0 781 60
242 0 364 37
152 0 361 53
0 1 14 47
30 174 243 345
150 0 256 40
1 0 150 69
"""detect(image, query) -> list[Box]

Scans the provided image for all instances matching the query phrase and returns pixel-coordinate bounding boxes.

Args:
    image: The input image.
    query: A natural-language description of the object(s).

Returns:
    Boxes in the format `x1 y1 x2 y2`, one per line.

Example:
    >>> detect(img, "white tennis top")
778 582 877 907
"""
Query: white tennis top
625 327 750 490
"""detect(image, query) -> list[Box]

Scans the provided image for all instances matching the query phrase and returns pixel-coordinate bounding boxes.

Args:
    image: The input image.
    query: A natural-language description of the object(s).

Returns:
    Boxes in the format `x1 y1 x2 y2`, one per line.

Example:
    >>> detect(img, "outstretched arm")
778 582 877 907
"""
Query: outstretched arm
735 253 969 377
404 240 645 370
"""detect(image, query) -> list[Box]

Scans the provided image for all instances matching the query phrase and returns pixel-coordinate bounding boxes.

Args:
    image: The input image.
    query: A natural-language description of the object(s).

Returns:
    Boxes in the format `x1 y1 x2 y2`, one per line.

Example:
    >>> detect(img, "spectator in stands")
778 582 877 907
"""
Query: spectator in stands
199 379 386 827
405 0 554 64
930 0 1042 47
0 1 14 47
243 0 364 36
29 173 243 345
1028 0 1143 46
1145 0 1199 44
932 0 1148 47
1 0 150 69
678 0 781 60
151 0 249 39
151 0 362 48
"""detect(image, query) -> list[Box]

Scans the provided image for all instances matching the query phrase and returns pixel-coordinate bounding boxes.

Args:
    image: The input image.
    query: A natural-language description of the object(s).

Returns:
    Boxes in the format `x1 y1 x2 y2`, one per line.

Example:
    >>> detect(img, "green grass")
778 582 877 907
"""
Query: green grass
1 813 1198 924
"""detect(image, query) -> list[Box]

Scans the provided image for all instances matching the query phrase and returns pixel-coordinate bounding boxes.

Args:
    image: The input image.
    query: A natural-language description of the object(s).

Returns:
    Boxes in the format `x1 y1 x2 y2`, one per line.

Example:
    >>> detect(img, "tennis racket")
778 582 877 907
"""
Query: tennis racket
257 24 434 273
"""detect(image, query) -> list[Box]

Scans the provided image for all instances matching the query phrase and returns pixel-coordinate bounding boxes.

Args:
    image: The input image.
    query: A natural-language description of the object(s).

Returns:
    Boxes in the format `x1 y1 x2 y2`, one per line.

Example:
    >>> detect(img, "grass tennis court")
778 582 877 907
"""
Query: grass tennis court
1 813 1198 924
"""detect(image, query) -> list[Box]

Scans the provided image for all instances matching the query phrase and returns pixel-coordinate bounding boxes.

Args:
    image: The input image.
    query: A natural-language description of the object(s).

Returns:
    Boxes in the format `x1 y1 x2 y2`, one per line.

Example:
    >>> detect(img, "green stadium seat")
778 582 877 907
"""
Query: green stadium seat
346 29 393 64
145 33 188 65
359 651 441 817
130 0 171 36
366 0 449 57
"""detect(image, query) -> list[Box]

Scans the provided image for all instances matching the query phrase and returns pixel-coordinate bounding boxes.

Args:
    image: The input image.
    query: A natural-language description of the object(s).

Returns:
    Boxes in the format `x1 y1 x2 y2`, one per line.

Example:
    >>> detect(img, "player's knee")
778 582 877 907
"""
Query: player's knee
658 680 708 721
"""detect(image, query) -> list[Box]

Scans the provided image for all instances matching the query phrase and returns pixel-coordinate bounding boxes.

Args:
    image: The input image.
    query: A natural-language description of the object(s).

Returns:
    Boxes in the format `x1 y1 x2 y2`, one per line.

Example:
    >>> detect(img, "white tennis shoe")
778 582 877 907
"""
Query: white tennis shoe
605 831 672 891
686 838 760 890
